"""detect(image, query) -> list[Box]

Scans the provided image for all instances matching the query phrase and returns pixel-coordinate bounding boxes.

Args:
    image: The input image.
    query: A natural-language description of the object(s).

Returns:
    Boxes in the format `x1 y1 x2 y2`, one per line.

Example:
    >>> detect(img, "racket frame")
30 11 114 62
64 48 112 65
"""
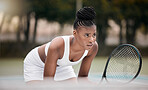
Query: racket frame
101 44 142 83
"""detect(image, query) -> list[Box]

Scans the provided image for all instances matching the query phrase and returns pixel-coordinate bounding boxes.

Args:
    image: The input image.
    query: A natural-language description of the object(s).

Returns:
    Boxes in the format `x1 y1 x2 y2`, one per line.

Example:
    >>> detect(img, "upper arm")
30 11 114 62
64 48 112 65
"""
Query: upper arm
78 41 98 77
44 37 64 77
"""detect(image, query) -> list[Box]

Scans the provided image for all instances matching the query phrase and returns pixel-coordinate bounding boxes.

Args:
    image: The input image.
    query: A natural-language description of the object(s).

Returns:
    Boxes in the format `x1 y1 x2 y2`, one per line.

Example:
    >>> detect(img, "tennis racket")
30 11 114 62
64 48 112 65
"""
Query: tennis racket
101 44 142 84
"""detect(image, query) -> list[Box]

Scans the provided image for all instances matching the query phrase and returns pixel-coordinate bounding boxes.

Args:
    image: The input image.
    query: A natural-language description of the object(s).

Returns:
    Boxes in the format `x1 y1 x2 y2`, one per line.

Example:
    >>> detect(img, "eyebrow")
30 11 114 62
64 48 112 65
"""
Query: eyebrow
85 32 96 34
85 33 91 34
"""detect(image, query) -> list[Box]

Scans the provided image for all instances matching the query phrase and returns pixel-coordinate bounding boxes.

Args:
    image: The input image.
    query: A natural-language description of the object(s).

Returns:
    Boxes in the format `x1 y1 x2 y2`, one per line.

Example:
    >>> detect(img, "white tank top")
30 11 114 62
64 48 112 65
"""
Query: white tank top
45 36 88 66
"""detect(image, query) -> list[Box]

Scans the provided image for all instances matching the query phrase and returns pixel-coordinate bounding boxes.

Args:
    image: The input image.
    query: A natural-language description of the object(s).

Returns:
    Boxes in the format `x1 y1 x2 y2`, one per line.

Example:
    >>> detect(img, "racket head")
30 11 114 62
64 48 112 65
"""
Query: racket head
102 44 142 84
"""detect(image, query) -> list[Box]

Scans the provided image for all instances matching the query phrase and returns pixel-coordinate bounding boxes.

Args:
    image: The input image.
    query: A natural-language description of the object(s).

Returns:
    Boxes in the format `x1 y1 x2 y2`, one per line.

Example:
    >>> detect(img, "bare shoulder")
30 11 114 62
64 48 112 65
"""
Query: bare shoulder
49 36 64 49
48 36 64 59
87 41 98 56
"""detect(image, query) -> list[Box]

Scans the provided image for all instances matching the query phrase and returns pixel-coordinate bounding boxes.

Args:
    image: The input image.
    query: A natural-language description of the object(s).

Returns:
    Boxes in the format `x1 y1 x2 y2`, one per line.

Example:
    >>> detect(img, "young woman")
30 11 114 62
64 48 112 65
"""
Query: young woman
24 7 98 83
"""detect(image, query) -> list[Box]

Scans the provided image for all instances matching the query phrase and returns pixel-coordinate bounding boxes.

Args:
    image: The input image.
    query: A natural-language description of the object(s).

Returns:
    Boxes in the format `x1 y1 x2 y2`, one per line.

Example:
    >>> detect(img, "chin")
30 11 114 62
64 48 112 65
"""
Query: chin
85 47 92 50
86 49 90 51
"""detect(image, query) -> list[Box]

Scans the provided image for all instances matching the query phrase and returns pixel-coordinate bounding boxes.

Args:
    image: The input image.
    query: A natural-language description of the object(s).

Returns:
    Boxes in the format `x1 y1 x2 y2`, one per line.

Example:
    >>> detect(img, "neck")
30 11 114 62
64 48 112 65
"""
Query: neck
70 36 85 52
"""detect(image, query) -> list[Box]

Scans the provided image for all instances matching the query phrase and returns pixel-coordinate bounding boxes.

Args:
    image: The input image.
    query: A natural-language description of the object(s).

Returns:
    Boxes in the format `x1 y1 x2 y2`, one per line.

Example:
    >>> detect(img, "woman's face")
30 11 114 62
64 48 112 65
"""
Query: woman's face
73 25 97 50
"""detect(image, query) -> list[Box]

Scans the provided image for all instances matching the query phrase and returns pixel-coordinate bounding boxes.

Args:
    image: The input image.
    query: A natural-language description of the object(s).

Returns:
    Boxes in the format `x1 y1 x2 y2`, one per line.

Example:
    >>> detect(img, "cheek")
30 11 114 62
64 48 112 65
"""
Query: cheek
82 38 90 45
94 38 96 41
77 36 87 44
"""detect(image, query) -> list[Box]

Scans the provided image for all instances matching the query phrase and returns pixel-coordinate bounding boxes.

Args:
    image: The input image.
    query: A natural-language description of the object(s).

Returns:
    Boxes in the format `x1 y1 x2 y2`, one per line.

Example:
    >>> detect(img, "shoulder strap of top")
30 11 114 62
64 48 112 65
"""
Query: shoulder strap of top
61 36 70 60
45 42 51 56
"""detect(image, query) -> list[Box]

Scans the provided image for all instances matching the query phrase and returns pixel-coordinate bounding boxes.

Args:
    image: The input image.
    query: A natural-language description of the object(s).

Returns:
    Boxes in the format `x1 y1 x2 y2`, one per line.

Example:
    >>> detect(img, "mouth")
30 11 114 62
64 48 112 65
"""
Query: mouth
87 44 93 47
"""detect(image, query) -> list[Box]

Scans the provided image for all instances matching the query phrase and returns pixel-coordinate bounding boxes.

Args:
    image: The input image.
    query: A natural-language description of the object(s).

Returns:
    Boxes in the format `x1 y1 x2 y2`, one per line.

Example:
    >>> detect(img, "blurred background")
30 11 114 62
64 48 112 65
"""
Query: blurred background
0 0 148 80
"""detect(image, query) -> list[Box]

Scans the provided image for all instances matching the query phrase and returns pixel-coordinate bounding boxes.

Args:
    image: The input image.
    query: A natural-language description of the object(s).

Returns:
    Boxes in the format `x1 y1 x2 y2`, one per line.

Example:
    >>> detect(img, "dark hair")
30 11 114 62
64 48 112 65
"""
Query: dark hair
73 7 96 30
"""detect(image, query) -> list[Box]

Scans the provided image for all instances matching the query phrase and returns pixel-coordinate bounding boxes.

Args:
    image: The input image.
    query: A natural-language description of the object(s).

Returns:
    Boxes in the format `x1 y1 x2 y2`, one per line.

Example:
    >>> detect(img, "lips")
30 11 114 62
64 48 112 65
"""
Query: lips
87 44 93 47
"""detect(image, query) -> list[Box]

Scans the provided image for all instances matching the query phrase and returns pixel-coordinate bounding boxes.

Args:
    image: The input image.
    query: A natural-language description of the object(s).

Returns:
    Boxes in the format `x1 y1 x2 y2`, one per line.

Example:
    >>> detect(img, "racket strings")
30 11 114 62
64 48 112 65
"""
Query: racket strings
106 46 140 82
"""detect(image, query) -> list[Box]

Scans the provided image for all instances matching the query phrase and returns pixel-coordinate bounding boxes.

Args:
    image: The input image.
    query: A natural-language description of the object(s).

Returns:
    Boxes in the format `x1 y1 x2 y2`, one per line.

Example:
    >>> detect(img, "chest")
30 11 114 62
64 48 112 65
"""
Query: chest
69 50 85 62
57 49 88 66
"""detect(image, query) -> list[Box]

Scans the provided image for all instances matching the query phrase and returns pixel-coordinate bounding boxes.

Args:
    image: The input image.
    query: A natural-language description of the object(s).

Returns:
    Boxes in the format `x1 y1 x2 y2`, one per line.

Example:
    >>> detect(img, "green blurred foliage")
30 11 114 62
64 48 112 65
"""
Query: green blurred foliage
0 0 148 57
0 0 148 44
26 0 75 23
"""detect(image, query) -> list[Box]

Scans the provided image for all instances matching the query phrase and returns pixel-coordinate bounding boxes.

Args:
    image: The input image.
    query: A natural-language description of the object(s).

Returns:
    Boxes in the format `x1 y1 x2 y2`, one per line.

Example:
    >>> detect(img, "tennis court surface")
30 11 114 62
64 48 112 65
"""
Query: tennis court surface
0 75 148 90
0 57 148 90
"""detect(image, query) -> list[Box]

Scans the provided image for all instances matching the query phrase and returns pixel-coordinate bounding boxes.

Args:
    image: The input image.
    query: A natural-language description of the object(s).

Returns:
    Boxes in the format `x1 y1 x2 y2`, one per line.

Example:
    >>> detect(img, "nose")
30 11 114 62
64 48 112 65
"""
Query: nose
89 37 95 42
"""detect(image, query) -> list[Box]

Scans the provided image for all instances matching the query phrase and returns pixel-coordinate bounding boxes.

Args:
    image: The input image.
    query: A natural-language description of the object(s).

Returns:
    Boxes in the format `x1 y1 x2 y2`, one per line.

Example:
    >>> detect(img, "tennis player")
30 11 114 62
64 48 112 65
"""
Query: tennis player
24 7 98 83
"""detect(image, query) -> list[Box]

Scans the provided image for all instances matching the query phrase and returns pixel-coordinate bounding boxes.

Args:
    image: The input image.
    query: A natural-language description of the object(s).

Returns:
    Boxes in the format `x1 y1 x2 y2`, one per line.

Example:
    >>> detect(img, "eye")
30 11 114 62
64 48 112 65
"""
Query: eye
84 33 89 37
93 33 96 37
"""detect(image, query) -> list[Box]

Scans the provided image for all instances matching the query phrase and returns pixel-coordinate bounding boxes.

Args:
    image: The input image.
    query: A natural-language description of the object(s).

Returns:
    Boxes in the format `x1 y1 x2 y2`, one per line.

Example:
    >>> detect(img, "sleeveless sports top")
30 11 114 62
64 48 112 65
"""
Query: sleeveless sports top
45 36 88 66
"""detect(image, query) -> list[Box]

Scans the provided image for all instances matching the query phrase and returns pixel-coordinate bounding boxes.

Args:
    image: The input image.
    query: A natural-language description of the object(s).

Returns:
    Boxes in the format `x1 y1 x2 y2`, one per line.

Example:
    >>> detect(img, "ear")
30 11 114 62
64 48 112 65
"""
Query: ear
73 30 77 35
